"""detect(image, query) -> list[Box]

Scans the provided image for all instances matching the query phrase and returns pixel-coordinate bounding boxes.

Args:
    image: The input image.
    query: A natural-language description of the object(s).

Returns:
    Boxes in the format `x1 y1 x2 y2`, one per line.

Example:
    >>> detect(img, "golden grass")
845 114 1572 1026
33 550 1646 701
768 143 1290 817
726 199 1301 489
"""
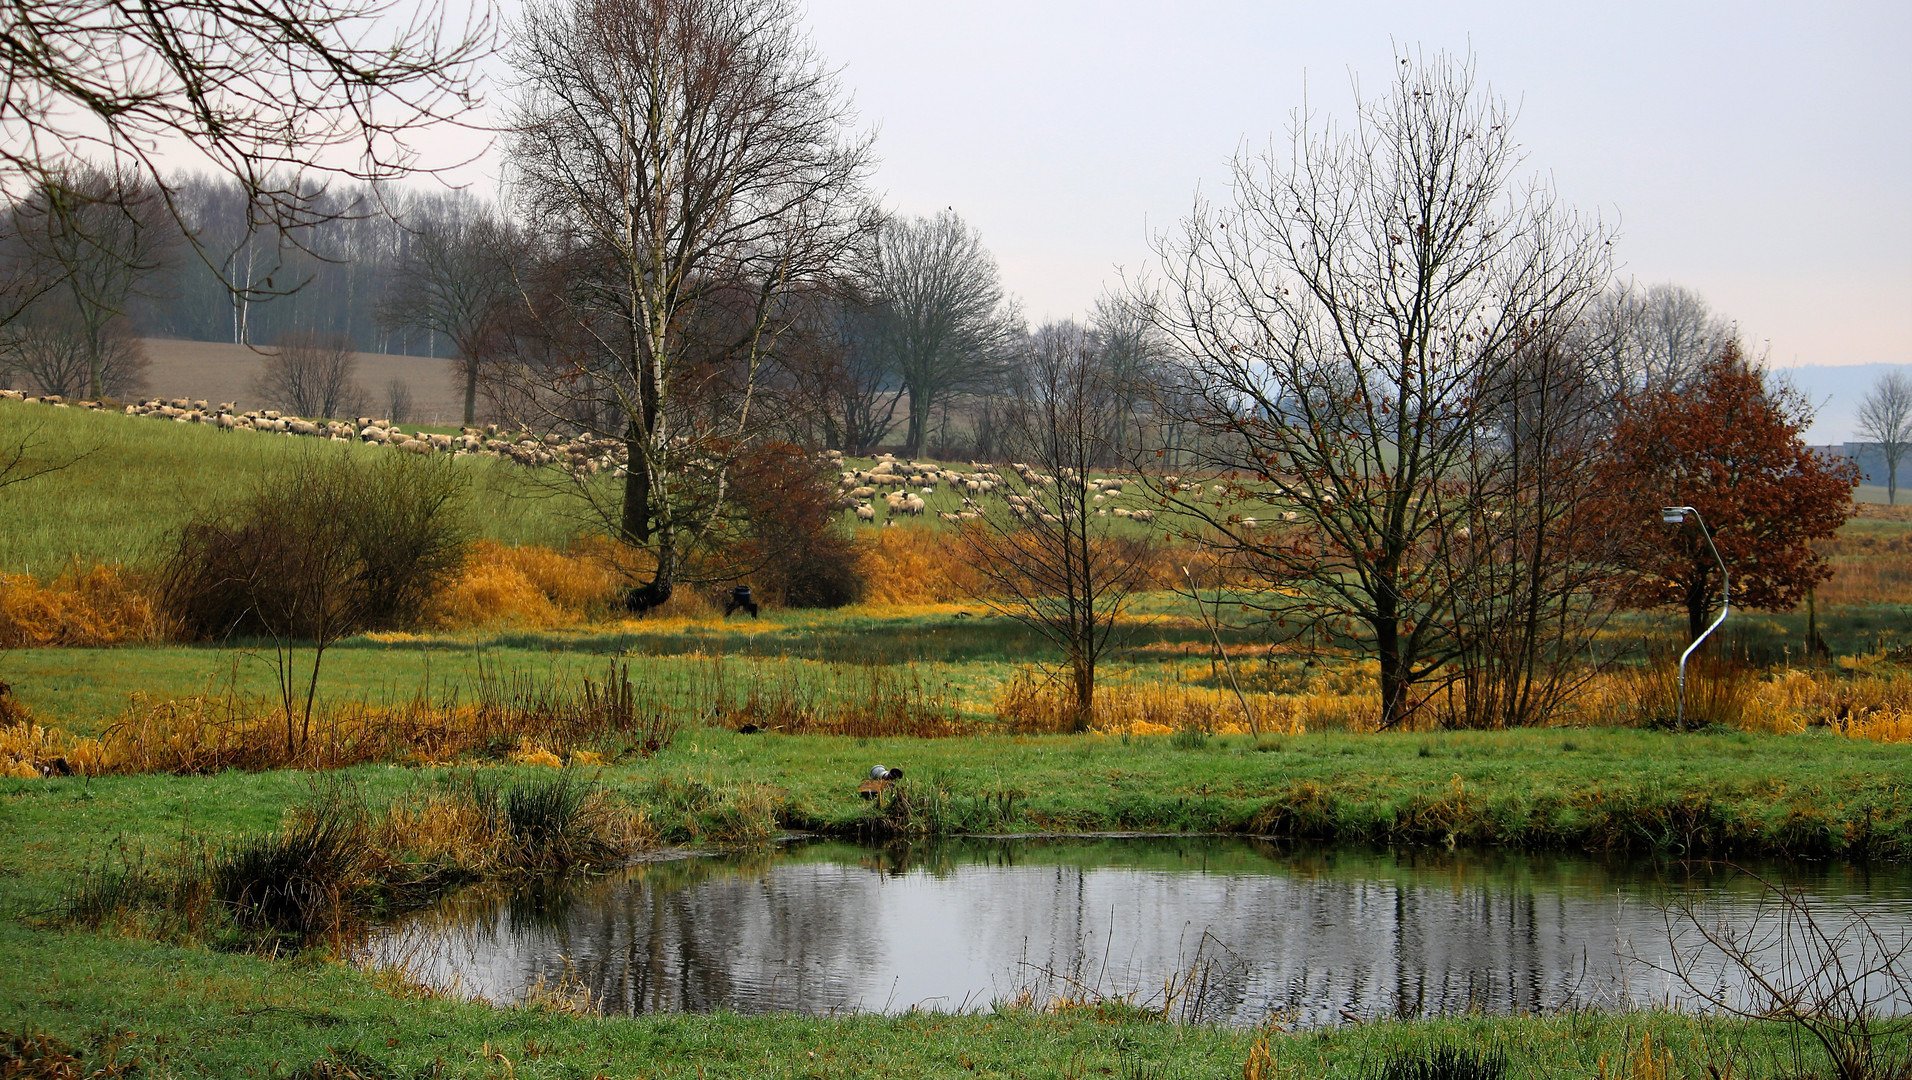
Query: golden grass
424 538 627 629
14 661 680 776
995 671 1312 736
0 564 162 647
855 528 975 605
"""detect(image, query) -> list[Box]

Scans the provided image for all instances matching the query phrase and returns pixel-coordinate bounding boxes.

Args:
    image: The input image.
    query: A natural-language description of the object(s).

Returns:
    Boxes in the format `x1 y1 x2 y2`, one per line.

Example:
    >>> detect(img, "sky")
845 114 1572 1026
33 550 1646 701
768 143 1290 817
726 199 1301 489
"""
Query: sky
411 0 1909 411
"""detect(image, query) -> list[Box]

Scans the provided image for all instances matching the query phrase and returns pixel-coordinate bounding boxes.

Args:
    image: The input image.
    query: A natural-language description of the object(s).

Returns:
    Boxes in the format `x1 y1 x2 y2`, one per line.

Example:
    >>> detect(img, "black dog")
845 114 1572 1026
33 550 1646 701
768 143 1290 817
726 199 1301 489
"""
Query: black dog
724 585 759 618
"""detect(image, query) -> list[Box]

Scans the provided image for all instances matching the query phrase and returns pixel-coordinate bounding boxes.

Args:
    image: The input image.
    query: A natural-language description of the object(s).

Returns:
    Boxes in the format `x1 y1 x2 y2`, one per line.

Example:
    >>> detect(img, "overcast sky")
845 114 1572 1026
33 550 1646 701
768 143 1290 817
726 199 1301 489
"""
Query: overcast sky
435 0 1909 371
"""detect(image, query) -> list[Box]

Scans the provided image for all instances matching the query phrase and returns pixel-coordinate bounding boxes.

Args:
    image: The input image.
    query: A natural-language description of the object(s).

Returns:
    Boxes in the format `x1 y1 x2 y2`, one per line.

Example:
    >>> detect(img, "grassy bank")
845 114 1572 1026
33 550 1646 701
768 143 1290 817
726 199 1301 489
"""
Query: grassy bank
7 723 1912 895
0 916 1873 1079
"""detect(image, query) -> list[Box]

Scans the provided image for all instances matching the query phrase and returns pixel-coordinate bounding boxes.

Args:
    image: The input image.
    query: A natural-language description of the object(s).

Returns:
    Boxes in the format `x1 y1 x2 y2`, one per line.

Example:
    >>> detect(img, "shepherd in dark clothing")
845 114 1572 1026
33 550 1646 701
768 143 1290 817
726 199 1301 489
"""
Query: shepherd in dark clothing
725 585 759 618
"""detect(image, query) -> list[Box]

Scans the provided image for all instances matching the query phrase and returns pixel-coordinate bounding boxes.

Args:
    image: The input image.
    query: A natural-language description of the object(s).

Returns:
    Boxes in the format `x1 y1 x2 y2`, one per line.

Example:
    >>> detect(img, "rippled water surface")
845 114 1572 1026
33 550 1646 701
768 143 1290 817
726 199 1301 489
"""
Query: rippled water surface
367 838 1912 1025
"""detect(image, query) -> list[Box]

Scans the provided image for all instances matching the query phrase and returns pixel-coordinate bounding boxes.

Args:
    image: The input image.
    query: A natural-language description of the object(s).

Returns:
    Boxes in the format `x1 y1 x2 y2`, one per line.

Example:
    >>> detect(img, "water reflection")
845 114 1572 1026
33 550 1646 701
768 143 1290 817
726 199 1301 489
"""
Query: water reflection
366 839 1912 1025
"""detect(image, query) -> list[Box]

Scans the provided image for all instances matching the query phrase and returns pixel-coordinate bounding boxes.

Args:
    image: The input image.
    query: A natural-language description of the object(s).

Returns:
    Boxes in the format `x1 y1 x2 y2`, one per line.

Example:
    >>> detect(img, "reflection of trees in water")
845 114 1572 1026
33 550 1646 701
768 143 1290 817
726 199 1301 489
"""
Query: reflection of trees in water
501 856 889 1015
370 840 1912 1024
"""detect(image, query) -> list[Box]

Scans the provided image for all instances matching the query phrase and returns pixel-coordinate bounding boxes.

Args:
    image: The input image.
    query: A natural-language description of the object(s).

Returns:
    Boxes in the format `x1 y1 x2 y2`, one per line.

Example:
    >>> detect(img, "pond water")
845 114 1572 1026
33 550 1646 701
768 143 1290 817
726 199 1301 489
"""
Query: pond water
365 838 1912 1026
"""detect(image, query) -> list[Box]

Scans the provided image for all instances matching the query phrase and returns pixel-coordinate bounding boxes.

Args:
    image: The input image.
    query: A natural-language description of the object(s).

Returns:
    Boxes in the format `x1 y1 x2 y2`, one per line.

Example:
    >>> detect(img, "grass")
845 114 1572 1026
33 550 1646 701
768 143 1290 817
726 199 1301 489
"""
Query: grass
0 399 583 575
0 922 1860 1079
7 398 1912 1076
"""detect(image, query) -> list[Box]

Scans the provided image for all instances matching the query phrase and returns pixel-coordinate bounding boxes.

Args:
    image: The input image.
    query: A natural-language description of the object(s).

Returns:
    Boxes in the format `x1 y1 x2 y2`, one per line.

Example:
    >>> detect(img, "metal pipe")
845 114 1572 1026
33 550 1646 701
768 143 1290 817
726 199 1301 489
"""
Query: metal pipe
1662 506 1730 730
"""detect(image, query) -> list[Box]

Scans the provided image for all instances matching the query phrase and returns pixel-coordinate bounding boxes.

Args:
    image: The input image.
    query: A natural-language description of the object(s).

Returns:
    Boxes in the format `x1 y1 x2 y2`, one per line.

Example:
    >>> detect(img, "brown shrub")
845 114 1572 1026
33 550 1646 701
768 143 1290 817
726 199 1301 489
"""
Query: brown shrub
0 565 162 647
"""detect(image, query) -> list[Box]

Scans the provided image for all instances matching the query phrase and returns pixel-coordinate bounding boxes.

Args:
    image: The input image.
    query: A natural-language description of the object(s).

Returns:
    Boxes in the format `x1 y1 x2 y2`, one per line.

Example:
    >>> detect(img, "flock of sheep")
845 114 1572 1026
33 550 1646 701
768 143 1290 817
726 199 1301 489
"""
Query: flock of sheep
0 391 624 474
834 452 1155 526
3 390 1166 529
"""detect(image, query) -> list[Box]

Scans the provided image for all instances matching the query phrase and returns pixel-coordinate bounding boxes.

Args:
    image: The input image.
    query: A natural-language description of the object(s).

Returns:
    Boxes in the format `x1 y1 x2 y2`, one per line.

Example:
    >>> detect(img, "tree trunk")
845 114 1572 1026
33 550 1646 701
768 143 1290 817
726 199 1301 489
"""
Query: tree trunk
1071 651 1094 734
1376 626 1409 730
462 355 478 427
1685 565 1712 646
904 389 929 458
621 423 650 545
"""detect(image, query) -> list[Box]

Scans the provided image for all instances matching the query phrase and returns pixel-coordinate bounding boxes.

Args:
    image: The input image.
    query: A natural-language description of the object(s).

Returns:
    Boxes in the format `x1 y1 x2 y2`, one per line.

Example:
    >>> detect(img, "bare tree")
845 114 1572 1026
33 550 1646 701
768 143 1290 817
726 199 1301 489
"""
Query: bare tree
772 285 903 453
380 207 520 426
0 0 490 298
255 331 365 418
964 322 1155 731
1586 281 1734 394
0 299 149 398
1856 370 1912 505
1437 337 1631 728
505 0 873 611
384 377 414 425
866 210 1020 457
11 165 172 398
1145 52 1611 729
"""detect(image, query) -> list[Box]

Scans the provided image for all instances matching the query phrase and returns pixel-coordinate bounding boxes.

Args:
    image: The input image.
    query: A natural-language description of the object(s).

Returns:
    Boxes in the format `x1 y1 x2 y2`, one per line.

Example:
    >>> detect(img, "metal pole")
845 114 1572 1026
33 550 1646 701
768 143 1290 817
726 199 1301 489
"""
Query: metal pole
1671 507 1730 730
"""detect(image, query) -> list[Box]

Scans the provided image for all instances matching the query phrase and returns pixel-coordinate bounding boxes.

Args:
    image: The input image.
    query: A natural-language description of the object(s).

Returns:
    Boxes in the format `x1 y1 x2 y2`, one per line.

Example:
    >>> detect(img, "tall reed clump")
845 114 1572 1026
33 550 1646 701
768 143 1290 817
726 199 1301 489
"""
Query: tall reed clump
0 563 161 646
66 778 650 947
855 527 977 605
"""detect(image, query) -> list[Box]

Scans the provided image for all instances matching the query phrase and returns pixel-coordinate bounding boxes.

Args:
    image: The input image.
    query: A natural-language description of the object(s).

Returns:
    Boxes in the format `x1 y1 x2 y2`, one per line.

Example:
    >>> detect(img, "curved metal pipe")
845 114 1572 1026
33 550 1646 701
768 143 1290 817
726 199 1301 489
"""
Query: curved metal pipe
1663 505 1730 730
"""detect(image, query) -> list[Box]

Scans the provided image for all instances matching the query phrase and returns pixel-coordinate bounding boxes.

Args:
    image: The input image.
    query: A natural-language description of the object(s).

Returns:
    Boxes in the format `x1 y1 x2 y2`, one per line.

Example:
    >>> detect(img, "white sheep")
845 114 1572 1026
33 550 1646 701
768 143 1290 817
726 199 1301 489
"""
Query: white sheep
855 503 876 522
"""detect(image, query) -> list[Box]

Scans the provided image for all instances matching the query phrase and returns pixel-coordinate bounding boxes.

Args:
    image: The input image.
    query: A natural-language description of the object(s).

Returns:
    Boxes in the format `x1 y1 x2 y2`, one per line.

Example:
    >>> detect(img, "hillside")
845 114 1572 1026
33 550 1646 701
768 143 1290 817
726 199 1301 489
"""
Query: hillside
139 338 464 425
0 399 577 575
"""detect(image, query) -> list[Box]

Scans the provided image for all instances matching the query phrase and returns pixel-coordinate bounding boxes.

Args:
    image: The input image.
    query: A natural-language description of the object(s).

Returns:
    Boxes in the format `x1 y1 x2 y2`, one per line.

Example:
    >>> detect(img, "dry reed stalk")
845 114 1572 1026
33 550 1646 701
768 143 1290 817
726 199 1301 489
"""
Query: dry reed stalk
69 661 681 775
856 528 974 604
0 564 163 647
694 656 971 737
426 539 623 629
994 671 1310 735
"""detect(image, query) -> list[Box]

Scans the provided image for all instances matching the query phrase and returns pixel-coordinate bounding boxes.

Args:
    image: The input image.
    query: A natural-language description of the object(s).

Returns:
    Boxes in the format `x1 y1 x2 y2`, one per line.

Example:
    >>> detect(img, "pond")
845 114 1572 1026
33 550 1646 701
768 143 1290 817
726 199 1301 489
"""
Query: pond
365 837 1912 1026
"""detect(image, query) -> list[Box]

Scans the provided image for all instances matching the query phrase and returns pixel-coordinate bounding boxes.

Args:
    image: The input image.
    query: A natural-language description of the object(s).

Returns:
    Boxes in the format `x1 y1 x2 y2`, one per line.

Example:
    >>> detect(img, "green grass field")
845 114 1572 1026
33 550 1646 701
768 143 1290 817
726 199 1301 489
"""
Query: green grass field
7 396 1912 1077
0 400 584 574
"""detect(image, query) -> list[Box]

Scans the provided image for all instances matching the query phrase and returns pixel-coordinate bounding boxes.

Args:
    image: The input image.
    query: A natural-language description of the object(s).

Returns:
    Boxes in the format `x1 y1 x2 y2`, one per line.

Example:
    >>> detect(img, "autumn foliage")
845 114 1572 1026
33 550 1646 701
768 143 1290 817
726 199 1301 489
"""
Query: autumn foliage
1596 341 1860 639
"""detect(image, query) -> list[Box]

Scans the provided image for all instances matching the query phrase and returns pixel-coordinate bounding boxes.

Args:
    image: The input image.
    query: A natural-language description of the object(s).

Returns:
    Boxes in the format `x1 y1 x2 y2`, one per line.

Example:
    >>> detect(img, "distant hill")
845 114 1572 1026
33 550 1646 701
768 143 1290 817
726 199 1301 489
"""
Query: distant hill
139 338 463 425
1776 362 1912 445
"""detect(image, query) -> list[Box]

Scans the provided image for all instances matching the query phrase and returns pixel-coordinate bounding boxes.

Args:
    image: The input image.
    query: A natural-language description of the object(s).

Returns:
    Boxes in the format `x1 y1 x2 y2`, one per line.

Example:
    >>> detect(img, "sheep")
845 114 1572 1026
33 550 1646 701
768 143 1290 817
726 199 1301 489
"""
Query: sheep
1129 509 1154 523
850 485 877 500
855 503 876 523
904 495 926 516
1241 517 1258 530
288 419 320 436
937 511 961 523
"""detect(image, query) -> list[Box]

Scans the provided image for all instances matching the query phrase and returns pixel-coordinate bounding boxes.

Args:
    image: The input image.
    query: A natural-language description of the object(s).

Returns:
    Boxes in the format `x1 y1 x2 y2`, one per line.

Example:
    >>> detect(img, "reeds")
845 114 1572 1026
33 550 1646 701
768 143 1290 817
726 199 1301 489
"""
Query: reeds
994 671 1311 736
0 563 161 647
693 656 970 737
81 659 680 775
66 777 650 948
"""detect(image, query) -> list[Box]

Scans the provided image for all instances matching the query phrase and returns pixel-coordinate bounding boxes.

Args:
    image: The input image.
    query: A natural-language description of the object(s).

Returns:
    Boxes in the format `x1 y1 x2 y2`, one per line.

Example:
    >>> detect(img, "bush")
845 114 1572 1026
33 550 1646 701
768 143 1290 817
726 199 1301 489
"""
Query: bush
722 441 862 609
161 451 470 640
214 789 371 935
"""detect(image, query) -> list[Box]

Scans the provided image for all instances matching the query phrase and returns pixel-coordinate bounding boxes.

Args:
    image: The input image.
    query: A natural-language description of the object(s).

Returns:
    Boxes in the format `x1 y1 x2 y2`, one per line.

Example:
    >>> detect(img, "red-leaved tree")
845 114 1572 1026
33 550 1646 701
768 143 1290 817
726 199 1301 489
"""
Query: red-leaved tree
1598 341 1859 642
